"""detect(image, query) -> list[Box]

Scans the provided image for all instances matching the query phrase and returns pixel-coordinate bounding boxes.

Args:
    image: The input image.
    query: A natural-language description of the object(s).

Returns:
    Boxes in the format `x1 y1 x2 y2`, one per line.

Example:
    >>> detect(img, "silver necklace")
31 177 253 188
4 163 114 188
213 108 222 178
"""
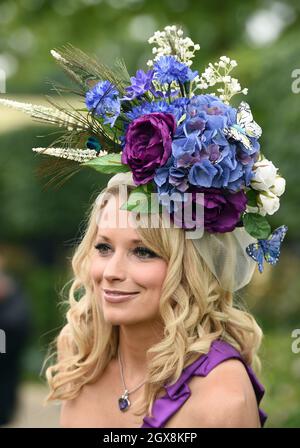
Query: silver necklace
118 347 147 412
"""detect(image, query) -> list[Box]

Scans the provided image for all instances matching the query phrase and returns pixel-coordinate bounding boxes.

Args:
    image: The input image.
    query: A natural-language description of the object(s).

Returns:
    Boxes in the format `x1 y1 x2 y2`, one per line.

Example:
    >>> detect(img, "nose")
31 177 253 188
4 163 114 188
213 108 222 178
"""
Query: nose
102 250 127 282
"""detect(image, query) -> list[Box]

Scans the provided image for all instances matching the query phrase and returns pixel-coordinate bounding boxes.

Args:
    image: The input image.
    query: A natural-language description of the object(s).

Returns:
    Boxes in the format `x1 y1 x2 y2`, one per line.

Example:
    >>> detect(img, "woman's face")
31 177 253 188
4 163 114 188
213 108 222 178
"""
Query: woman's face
90 193 168 326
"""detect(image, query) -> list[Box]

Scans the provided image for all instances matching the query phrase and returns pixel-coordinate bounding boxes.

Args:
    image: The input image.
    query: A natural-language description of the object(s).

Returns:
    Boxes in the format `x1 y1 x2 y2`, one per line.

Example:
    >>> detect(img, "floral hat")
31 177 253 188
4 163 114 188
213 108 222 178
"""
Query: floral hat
0 24 287 287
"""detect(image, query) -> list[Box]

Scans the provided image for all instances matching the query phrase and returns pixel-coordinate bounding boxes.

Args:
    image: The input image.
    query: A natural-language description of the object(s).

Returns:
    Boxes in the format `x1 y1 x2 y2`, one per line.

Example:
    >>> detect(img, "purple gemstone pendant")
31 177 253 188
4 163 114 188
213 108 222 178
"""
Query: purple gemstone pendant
118 390 130 412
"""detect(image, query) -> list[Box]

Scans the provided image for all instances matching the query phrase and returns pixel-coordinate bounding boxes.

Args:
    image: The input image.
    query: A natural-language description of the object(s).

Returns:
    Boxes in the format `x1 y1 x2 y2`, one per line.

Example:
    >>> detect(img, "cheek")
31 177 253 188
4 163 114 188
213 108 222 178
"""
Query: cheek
135 260 168 291
90 256 104 284
89 256 168 293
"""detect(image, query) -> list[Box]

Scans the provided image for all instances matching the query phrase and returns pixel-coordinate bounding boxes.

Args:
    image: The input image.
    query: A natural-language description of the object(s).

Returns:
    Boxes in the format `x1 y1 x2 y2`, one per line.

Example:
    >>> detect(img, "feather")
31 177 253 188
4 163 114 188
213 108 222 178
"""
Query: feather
0 96 121 153
0 98 89 131
33 146 107 191
35 156 82 191
32 146 107 162
50 44 129 95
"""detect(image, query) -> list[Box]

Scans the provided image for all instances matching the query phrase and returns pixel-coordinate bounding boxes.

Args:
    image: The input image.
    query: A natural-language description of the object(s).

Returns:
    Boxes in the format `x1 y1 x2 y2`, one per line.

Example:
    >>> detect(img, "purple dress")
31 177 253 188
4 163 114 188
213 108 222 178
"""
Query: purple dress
141 339 267 428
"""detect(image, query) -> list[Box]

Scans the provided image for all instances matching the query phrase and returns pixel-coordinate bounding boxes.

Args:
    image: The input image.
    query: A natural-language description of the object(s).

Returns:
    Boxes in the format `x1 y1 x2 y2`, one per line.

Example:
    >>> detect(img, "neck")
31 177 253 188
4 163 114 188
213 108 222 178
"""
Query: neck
117 320 164 387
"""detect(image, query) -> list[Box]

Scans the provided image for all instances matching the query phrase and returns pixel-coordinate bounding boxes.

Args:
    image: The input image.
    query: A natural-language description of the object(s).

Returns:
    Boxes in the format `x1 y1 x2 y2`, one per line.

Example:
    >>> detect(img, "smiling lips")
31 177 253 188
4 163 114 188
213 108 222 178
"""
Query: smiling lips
103 289 139 295
102 289 139 303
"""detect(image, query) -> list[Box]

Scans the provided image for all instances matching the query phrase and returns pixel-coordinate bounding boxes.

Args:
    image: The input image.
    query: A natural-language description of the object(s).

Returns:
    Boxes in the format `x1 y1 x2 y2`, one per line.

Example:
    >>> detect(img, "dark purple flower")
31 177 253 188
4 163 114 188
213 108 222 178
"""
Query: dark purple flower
198 187 247 233
121 112 177 185
164 186 246 232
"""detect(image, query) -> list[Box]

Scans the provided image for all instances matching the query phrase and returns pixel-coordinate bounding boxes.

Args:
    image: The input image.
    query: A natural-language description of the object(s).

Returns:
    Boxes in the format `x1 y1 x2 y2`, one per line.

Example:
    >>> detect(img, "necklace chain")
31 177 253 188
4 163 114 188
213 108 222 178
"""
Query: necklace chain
118 347 147 395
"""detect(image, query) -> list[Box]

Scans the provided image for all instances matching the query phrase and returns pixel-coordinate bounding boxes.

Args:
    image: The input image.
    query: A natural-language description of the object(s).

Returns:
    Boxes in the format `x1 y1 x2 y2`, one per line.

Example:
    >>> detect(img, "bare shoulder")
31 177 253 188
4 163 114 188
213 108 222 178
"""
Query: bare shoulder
60 381 97 428
187 358 261 427
59 358 118 428
56 326 84 428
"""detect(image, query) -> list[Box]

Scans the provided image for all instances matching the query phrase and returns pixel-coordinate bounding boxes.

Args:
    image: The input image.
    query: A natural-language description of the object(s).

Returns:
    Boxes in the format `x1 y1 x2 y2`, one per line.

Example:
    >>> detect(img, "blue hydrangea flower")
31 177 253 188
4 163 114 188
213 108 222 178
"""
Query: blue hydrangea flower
122 69 154 100
188 145 241 191
187 94 236 120
153 55 198 85
85 80 120 127
154 156 189 213
170 94 260 191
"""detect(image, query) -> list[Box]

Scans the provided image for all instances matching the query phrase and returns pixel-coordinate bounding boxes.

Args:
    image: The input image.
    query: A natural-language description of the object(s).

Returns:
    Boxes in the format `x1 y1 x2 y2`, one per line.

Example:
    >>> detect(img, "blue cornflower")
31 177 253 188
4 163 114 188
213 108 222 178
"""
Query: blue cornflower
85 80 120 127
153 55 198 85
125 97 189 122
124 100 171 121
122 69 154 100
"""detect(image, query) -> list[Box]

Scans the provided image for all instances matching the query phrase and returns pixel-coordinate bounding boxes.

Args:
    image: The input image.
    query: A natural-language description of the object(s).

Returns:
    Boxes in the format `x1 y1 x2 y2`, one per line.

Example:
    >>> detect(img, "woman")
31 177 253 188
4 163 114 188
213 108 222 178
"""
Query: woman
1 25 284 428
44 174 267 428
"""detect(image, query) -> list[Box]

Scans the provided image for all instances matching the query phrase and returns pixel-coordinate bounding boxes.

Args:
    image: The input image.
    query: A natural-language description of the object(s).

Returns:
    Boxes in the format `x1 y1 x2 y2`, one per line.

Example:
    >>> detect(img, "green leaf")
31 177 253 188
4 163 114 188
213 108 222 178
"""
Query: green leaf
141 182 155 194
246 188 259 207
177 113 186 125
243 213 271 239
120 185 160 215
82 153 130 174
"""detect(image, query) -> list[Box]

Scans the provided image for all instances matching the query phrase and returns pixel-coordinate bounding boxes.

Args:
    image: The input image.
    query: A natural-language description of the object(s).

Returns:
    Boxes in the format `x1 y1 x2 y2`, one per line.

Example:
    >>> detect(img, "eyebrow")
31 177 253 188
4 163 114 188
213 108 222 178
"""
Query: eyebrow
97 234 143 244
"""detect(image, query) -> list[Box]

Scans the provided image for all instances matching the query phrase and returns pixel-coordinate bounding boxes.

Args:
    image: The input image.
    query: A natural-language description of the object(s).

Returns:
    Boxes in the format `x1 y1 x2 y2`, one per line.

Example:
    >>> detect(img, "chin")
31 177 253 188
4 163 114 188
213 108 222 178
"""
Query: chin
102 311 146 326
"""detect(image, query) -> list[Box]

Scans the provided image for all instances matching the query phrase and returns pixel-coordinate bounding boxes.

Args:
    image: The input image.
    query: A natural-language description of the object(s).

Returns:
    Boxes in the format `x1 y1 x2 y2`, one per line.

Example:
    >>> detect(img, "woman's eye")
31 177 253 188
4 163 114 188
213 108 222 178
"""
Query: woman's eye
134 246 157 259
94 243 111 254
94 243 157 259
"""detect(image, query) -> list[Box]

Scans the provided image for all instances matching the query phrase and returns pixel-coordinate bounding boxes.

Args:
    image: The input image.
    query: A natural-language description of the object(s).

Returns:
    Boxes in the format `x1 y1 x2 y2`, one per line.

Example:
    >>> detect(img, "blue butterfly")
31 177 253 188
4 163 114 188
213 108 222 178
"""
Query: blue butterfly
246 225 288 273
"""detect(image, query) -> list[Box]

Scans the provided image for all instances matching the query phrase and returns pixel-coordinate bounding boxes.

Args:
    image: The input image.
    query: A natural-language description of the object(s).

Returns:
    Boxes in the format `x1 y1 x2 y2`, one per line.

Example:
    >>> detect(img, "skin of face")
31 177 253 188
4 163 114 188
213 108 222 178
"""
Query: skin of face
90 193 168 327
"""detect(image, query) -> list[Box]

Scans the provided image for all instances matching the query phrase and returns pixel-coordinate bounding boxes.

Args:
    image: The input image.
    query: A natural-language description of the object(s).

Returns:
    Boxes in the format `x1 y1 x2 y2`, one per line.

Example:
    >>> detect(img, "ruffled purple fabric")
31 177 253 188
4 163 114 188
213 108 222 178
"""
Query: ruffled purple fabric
141 339 267 428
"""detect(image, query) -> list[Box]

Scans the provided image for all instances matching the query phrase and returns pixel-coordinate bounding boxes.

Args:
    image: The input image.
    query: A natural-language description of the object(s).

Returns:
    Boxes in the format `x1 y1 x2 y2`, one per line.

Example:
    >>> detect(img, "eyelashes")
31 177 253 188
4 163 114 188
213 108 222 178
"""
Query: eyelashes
94 243 158 259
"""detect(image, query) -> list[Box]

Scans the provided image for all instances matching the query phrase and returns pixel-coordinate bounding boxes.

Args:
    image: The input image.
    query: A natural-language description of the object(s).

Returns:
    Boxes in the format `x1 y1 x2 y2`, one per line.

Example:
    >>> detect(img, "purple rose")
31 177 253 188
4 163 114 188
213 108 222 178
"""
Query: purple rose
200 187 247 233
121 112 176 185
171 186 247 232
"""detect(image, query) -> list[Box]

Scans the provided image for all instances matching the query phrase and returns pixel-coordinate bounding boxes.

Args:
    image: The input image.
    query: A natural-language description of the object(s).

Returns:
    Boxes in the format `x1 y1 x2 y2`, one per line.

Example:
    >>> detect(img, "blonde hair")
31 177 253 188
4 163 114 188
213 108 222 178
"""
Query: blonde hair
43 181 264 420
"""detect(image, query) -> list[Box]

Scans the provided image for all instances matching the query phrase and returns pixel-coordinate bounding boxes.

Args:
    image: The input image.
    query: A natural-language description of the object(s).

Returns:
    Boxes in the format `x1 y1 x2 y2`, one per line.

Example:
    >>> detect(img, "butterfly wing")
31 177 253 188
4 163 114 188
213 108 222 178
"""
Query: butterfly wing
237 101 262 139
223 126 252 151
263 225 288 265
237 101 253 126
245 120 262 139
246 242 265 273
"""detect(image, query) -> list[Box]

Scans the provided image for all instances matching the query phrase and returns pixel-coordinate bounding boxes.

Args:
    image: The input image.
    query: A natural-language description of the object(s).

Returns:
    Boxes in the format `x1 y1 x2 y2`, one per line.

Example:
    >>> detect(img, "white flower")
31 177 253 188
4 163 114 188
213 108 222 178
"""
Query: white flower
257 191 280 216
222 75 231 83
251 159 278 192
195 55 246 102
220 55 230 63
147 24 200 66
269 176 286 197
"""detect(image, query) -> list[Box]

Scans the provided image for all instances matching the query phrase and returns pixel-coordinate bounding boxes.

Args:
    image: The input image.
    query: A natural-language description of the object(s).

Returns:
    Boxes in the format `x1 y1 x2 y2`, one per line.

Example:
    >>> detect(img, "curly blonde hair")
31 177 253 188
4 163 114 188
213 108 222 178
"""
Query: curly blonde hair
43 180 263 420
